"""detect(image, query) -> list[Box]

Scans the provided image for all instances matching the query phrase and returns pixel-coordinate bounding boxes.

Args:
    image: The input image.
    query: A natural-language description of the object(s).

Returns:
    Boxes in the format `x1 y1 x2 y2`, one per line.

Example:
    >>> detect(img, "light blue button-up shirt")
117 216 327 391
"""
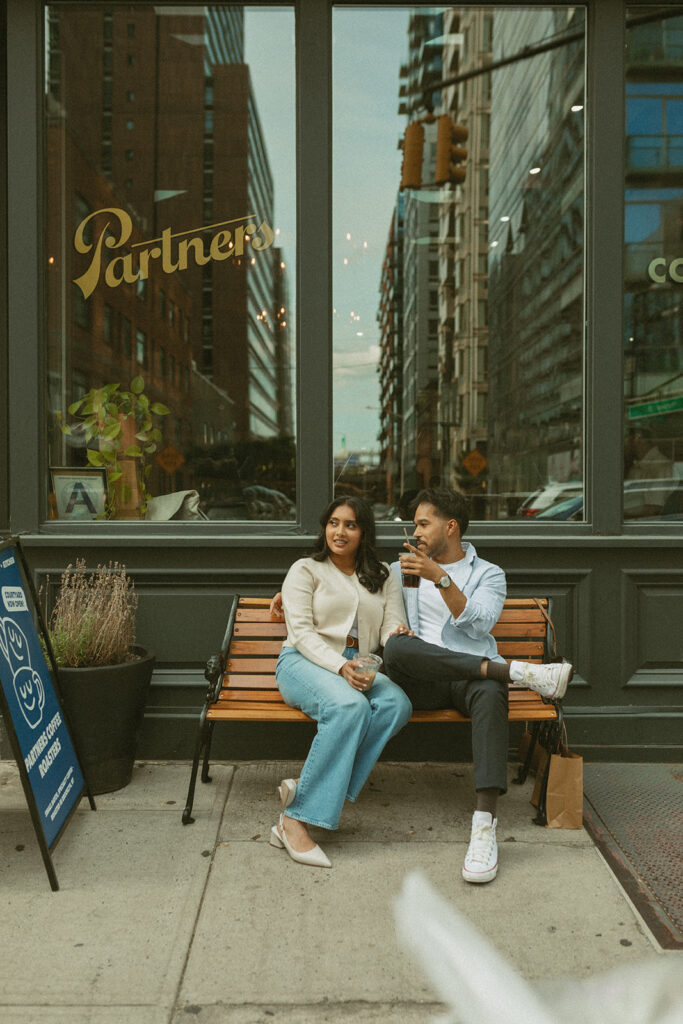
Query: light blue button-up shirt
390 541 507 663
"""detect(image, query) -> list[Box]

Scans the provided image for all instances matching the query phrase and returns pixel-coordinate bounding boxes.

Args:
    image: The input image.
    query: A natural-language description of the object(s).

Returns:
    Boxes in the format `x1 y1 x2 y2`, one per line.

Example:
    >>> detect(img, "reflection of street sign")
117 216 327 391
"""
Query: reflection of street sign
462 449 487 476
627 396 683 421
155 445 185 474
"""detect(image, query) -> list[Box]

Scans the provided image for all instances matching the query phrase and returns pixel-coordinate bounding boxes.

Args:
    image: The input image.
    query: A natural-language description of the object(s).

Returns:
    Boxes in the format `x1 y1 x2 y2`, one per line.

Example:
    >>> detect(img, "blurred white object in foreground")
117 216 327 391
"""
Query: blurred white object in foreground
394 872 682 1024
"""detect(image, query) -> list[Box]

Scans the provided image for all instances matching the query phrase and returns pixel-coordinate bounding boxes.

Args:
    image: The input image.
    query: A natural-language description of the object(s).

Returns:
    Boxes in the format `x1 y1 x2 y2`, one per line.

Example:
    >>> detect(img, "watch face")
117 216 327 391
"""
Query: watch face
439 575 450 588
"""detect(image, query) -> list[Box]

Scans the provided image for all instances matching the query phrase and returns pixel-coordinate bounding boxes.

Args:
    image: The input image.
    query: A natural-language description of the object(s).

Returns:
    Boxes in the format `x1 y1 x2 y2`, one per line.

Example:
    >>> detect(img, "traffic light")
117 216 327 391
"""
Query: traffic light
400 121 425 191
434 115 468 186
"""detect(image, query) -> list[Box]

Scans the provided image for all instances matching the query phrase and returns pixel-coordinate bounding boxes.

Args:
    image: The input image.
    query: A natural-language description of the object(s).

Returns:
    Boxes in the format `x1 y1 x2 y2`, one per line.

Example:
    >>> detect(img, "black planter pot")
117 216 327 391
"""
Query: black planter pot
56 646 155 794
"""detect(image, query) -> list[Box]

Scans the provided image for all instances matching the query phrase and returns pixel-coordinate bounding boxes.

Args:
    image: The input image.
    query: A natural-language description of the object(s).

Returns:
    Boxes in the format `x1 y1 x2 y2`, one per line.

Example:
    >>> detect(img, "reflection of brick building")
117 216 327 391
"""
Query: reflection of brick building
46 2 291 489
46 113 194 498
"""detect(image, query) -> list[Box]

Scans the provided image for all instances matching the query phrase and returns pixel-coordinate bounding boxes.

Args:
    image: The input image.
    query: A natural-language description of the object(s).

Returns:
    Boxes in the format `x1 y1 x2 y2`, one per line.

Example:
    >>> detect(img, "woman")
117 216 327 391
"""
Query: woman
270 496 412 868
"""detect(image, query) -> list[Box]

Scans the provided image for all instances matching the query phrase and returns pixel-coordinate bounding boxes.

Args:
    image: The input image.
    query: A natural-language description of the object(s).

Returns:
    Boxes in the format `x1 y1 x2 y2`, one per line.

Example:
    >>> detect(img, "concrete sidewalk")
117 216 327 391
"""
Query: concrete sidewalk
0 760 674 1023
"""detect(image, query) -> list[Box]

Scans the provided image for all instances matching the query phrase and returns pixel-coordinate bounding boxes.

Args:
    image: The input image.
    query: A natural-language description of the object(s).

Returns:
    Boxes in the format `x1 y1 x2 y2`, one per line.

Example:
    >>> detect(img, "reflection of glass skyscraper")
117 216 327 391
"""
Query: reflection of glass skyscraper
624 13 683 468
437 9 492 514
393 11 443 493
486 9 585 505
377 198 404 505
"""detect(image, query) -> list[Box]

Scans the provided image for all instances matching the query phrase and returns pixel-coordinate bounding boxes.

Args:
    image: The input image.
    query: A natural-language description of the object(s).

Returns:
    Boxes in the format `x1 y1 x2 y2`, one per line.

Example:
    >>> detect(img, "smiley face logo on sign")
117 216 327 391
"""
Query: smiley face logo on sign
0 617 46 730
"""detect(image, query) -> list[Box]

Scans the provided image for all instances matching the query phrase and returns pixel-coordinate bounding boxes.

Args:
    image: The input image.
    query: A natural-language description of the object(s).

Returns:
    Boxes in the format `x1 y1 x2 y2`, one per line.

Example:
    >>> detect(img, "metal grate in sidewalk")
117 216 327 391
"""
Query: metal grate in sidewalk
583 763 683 950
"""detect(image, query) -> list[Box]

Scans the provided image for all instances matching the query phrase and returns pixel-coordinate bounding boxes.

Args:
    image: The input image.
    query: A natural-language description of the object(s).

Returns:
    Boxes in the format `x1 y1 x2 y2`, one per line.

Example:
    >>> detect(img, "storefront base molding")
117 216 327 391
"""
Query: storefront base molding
127 700 682 765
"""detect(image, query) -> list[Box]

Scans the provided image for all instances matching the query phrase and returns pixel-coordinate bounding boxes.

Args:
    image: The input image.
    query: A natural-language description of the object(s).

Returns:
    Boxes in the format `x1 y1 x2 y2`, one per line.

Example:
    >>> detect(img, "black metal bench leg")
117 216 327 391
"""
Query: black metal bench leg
533 749 551 826
532 714 563 826
513 721 540 785
182 712 209 825
201 720 216 783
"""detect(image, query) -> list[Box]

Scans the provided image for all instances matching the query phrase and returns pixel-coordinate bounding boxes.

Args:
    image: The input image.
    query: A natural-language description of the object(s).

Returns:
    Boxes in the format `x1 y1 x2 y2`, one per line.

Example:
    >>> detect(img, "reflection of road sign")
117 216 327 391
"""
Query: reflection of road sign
155 445 185 474
627 396 683 421
462 449 487 476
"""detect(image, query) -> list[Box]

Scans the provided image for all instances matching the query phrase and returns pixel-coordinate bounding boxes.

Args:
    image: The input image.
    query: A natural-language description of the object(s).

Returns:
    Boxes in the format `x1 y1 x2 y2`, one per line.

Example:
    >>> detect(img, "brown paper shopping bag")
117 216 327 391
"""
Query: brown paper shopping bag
545 745 583 829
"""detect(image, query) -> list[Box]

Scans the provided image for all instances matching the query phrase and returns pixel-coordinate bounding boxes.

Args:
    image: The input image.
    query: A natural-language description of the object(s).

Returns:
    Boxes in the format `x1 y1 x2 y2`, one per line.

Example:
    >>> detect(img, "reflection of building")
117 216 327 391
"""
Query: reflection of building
45 8 195 498
46 4 292 494
486 9 584 508
437 9 493 512
272 248 294 439
624 14 683 463
392 11 443 493
377 199 404 506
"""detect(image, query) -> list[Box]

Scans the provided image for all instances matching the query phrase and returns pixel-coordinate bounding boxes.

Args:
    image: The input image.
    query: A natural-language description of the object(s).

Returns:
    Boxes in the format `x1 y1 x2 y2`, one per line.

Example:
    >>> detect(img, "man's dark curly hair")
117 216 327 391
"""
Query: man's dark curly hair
411 487 470 536
311 495 389 593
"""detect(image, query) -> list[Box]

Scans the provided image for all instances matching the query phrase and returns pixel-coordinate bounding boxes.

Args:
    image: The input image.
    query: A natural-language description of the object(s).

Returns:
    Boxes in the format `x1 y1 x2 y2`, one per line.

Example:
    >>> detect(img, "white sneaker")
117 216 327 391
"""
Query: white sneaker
462 811 498 884
511 659 573 700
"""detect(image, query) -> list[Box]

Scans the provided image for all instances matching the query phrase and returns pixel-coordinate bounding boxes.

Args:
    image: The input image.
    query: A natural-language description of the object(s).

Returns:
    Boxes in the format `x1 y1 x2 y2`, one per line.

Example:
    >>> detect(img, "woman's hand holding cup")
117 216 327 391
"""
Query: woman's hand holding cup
339 653 382 692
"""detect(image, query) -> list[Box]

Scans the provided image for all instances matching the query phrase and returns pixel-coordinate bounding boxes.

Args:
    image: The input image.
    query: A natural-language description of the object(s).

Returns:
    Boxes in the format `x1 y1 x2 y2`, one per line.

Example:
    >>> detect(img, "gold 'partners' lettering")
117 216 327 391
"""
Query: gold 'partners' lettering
73 209 275 298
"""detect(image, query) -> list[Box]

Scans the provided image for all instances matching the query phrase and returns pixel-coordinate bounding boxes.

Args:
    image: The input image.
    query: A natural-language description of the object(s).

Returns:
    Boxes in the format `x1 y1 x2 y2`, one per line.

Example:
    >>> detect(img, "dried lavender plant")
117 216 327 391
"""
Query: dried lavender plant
47 560 138 667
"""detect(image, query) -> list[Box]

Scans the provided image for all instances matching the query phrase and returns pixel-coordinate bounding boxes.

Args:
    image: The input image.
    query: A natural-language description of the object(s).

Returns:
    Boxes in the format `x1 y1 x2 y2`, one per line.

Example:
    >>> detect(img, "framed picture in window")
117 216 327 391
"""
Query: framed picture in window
50 467 108 520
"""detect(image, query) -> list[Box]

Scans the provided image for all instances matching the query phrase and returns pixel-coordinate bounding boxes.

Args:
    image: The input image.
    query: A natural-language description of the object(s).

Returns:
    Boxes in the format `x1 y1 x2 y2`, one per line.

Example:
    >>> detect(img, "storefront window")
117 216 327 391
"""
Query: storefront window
45 4 295 522
624 7 683 521
333 5 585 521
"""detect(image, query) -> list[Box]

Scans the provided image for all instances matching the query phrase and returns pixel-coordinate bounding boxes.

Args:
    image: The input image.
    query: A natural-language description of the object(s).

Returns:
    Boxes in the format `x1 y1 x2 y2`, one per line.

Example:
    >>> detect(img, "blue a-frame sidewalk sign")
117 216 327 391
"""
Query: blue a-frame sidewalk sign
0 537 95 890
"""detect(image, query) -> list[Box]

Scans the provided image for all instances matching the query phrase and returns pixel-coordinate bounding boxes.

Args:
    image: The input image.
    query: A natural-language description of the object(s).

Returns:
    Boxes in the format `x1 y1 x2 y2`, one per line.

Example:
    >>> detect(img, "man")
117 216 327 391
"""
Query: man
383 487 573 885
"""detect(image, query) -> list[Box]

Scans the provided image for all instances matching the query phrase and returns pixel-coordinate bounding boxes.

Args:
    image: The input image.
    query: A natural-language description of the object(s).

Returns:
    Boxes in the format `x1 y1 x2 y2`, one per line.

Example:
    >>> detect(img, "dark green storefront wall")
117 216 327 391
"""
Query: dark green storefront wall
3 531 679 765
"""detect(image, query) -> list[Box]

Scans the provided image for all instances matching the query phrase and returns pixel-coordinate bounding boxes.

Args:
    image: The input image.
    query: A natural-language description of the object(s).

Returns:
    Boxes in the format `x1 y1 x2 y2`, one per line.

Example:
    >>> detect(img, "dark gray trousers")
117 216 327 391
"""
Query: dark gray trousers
383 633 509 794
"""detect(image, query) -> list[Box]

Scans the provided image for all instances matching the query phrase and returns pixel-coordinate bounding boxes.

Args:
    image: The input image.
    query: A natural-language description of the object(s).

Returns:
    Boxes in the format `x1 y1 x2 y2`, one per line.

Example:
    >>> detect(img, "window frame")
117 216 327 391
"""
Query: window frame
4 0 681 541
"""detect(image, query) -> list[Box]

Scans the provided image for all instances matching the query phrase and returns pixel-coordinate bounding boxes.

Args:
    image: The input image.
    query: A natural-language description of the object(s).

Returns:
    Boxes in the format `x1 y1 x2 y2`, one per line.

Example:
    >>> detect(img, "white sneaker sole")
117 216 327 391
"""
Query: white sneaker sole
550 661 573 700
462 862 498 884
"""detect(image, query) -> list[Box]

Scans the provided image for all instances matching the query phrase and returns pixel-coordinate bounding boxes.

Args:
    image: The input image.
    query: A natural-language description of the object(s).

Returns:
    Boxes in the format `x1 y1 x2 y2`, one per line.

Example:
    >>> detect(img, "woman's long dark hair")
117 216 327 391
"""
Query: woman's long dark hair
311 495 389 593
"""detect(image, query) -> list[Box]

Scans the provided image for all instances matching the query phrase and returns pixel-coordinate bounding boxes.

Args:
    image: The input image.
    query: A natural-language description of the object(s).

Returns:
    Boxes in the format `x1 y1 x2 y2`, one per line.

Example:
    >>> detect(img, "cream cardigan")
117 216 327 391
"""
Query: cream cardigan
281 556 407 675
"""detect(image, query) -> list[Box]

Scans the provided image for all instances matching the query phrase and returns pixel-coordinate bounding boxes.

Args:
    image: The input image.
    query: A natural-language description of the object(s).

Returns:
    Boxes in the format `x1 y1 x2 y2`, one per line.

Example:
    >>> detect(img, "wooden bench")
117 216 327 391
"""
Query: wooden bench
182 596 564 826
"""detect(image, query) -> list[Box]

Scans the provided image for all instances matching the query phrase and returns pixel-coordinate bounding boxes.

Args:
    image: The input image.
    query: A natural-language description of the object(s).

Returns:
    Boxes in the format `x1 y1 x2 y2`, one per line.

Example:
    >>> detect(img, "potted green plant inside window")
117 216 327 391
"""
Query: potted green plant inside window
44 559 154 794
57 376 170 519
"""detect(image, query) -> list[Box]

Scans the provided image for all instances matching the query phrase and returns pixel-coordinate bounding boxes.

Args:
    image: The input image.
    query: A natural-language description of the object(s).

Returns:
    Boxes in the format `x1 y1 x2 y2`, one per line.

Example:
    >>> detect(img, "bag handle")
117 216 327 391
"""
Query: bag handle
533 598 557 660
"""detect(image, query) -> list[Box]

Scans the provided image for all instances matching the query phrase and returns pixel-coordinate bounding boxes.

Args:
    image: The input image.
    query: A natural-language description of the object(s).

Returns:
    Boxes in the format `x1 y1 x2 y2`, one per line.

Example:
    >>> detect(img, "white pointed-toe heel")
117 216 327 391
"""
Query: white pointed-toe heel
269 814 331 868
277 777 297 809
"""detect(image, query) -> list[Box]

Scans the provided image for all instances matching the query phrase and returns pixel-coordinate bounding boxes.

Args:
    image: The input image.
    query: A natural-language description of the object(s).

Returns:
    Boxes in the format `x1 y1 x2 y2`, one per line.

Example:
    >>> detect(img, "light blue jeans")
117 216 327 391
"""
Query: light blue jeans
276 645 413 830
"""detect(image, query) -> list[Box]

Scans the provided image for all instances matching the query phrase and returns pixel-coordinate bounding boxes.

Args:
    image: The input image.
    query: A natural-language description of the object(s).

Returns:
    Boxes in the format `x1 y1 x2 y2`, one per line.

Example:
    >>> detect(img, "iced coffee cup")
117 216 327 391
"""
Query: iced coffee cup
400 553 420 588
353 653 382 690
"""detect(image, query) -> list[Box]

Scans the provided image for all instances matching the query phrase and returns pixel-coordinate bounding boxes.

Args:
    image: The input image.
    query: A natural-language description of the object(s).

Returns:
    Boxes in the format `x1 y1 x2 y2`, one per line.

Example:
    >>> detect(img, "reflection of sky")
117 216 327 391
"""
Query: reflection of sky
244 9 296 311
245 7 409 454
332 9 408 453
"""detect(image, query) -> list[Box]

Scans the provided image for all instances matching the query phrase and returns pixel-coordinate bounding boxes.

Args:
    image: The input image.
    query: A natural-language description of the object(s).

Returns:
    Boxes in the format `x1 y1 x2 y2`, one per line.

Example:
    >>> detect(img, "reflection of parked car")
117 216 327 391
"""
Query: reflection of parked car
516 482 583 517
536 496 583 521
242 486 295 520
534 478 683 521
205 498 250 520
623 478 681 518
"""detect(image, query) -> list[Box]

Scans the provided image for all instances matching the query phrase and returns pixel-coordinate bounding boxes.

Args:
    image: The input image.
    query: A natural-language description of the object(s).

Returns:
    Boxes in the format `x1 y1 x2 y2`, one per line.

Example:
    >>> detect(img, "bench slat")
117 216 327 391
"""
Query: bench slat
221 676 281 689
207 703 312 721
233 622 288 637
491 623 545 637
225 657 279 672
218 689 285 701
231 619 546 638
494 641 544 655
229 640 285 655
234 605 548 625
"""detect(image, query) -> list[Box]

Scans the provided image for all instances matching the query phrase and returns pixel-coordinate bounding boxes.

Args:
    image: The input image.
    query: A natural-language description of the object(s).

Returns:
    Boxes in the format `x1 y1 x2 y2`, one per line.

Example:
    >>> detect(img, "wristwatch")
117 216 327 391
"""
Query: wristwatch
434 574 451 590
